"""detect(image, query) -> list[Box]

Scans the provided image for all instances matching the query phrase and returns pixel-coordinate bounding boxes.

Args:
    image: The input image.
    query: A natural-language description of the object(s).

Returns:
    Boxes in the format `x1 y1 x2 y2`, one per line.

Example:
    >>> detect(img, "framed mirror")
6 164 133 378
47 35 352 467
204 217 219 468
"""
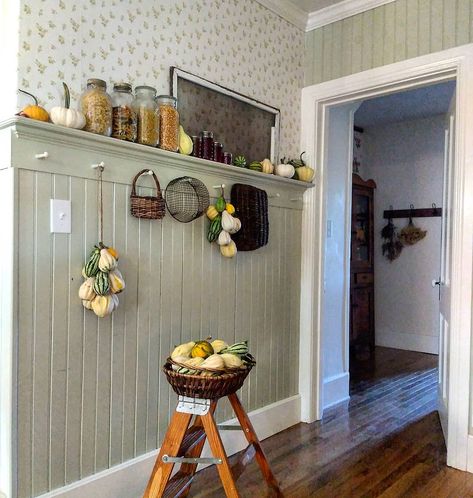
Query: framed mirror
171 67 280 165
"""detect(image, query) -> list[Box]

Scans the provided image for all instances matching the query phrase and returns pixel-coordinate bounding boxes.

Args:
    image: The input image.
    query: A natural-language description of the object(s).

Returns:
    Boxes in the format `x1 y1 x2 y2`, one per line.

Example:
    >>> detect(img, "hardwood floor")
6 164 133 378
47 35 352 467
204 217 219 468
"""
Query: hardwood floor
191 347 473 497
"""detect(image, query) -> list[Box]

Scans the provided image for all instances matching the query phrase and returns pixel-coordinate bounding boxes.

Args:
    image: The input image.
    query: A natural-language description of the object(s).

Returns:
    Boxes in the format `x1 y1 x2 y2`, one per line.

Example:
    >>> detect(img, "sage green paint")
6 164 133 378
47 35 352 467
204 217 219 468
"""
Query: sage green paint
0 118 310 498
305 0 473 85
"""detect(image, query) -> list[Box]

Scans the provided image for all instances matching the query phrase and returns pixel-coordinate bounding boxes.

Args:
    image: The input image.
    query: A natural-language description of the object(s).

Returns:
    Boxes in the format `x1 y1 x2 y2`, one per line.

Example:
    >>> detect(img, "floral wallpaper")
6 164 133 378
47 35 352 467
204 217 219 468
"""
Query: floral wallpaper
17 0 304 158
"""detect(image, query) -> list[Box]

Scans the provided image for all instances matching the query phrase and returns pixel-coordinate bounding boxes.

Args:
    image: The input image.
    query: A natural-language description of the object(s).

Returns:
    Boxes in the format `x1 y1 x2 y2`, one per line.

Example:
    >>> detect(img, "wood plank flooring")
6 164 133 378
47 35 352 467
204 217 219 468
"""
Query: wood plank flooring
191 347 473 497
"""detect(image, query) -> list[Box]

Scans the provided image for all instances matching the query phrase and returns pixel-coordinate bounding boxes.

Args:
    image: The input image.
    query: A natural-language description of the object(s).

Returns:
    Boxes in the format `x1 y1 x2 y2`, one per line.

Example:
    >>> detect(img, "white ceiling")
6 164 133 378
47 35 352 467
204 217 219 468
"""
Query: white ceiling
289 0 346 13
354 81 456 128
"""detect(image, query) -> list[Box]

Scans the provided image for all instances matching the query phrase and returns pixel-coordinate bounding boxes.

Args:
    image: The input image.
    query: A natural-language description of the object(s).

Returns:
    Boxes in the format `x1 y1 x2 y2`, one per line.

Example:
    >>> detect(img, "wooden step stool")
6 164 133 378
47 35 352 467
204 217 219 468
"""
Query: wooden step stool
143 392 282 497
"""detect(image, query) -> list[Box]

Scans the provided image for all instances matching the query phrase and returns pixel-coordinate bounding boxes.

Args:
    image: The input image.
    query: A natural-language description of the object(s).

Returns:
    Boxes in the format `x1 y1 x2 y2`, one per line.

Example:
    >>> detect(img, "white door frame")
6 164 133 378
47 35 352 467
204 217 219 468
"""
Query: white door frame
299 45 473 470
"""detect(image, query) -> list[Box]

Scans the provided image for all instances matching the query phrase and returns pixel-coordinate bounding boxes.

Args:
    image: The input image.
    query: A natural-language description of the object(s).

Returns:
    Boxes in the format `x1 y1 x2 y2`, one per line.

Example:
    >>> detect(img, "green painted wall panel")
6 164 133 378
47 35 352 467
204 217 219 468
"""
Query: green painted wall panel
305 0 473 85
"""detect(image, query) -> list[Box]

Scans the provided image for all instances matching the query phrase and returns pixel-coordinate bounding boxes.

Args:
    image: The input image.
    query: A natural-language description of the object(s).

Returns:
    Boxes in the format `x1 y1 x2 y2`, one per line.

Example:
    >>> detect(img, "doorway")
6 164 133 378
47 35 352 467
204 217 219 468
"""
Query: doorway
299 45 473 471
348 81 455 383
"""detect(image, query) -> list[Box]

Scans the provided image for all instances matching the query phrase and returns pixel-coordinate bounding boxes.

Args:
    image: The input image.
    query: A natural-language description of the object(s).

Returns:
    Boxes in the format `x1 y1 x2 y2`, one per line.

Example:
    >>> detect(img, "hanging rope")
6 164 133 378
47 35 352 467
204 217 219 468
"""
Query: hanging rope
97 165 104 245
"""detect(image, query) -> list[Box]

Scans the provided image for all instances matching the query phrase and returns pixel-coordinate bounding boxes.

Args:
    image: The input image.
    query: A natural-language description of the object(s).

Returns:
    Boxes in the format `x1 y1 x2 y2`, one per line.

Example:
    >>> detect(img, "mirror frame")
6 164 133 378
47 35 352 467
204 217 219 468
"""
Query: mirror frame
171 67 280 164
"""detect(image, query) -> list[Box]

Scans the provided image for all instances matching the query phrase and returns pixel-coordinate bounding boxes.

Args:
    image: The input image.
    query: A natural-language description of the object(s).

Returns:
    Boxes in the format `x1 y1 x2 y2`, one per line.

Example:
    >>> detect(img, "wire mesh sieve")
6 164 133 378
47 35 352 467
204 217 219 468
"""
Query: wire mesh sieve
165 176 210 223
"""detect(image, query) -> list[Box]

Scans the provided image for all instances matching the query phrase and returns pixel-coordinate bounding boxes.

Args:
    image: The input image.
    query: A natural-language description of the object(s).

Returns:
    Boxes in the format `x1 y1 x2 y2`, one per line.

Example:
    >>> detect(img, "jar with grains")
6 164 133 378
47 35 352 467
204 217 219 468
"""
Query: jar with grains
157 95 179 152
80 78 113 136
133 86 158 146
111 82 137 142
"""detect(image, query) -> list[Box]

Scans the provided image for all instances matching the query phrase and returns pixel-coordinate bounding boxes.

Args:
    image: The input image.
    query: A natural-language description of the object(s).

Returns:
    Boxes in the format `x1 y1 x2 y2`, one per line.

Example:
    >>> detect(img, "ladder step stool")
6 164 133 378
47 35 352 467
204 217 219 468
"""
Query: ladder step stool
143 393 282 498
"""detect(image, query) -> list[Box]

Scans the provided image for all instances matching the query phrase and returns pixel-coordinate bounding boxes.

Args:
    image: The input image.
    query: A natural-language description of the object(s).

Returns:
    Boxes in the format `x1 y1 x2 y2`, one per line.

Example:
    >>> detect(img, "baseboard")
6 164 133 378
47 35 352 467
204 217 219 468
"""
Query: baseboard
323 372 350 409
36 394 301 498
467 435 473 473
376 330 439 354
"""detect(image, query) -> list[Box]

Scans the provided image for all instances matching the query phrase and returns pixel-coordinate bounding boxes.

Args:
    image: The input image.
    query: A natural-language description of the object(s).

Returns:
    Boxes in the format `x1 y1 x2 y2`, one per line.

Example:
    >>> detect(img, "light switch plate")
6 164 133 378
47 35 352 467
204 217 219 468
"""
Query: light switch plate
50 199 71 233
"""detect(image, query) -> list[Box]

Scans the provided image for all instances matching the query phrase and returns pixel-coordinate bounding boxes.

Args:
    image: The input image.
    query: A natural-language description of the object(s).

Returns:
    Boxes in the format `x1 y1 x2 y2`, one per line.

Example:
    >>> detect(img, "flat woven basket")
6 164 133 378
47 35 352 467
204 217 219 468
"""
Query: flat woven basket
130 169 166 219
163 358 253 399
231 183 269 251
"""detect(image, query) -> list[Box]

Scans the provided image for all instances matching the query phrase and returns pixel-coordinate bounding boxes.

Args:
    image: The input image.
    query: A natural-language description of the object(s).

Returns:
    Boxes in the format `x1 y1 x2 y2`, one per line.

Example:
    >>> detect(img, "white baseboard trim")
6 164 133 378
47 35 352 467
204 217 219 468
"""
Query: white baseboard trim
323 372 350 410
467 435 473 473
36 394 301 498
376 330 439 355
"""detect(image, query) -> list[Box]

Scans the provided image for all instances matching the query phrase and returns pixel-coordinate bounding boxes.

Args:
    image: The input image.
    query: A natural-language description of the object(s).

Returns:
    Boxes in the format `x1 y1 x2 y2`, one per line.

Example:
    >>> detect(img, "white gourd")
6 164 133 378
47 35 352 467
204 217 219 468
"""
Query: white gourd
79 277 96 300
221 211 235 232
211 339 228 353
201 354 225 370
228 217 241 234
98 248 117 272
220 353 243 368
171 341 196 359
217 230 232 246
275 163 295 178
261 158 274 174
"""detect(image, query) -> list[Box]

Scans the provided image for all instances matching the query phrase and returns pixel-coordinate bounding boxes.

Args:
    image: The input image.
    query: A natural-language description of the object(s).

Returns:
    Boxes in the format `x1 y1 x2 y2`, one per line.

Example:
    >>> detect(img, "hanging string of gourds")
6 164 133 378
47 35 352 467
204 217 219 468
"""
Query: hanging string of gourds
79 166 126 317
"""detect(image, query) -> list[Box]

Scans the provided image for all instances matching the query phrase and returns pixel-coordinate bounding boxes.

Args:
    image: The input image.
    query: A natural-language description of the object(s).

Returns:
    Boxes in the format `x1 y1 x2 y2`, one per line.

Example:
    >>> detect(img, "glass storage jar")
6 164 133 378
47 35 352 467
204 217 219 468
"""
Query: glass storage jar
111 82 137 142
157 95 179 152
133 86 158 146
200 131 214 160
80 78 113 136
213 142 224 162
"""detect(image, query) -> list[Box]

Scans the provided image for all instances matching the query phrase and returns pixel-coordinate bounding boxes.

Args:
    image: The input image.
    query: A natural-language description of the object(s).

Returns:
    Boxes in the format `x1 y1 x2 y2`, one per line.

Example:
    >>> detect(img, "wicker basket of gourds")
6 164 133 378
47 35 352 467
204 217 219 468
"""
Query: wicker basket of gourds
163 339 255 400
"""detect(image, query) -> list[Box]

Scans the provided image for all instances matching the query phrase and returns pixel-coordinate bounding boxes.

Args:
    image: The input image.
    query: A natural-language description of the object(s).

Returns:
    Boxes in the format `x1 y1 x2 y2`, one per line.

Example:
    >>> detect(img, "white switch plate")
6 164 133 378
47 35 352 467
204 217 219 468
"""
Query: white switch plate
50 199 71 233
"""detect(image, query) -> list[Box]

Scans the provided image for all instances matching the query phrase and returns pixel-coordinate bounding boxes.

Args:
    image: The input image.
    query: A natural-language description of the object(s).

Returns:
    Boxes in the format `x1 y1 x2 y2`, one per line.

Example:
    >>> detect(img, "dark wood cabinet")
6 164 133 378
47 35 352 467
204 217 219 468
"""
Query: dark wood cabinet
350 174 376 368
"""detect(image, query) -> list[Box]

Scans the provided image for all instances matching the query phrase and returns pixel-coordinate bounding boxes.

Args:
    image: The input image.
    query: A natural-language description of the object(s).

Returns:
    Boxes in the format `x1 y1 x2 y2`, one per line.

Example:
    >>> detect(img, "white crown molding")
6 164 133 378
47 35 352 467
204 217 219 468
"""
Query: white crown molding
254 0 308 31
306 0 396 31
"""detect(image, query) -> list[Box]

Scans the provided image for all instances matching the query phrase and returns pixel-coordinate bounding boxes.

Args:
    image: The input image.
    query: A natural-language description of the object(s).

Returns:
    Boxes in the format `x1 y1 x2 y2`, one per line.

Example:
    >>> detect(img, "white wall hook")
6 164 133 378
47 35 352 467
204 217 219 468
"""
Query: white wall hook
35 152 49 159
212 184 226 190
269 193 280 198
91 161 105 171
145 170 154 175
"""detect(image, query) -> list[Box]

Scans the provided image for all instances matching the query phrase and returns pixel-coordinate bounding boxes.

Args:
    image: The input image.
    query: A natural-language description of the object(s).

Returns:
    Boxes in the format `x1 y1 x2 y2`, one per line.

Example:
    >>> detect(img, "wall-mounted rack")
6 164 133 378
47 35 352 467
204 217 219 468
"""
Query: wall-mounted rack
383 203 442 219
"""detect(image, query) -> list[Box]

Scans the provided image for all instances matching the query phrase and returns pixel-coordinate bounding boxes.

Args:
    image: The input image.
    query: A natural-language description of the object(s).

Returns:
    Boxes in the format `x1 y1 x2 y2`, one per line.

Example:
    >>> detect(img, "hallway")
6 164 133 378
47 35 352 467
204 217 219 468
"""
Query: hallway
193 347 473 497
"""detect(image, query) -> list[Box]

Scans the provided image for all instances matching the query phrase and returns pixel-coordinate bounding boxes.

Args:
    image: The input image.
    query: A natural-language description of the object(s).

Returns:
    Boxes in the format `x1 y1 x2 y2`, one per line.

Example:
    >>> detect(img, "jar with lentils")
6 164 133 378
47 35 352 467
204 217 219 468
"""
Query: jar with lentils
133 86 158 146
157 95 179 152
111 82 137 142
80 78 113 136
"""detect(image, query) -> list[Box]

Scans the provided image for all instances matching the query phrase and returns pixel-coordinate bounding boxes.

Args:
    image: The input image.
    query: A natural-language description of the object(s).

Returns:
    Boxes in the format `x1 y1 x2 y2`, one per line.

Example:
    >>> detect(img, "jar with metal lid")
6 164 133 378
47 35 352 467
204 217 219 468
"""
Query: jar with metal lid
133 86 158 146
200 131 214 160
157 95 179 152
111 82 137 142
80 78 113 136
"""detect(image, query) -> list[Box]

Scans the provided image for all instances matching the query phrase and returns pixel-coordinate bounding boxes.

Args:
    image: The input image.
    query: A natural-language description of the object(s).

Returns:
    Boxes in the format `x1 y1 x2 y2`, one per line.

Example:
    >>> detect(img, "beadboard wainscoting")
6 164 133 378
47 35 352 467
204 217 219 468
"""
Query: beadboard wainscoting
0 118 312 498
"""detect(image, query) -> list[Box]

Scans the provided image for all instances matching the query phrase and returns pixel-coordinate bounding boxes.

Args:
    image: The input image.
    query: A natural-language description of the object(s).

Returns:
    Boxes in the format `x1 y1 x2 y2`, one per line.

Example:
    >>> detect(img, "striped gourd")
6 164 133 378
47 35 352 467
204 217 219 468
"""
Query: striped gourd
84 247 101 277
220 341 248 356
93 270 110 296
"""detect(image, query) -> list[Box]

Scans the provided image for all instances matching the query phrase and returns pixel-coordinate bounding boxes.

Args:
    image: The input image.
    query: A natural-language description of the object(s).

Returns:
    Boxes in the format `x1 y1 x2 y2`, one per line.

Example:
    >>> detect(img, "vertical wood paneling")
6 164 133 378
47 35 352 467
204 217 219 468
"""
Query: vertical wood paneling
361 11 374 71
394 0 407 62
64 177 84 484
17 170 35 498
351 15 363 75
109 183 127 466
32 172 53 496
16 169 304 497
305 0 473 85
430 0 444 52
456 0 471 46
49 175 69 490
406 0 419 59
80 179 99 478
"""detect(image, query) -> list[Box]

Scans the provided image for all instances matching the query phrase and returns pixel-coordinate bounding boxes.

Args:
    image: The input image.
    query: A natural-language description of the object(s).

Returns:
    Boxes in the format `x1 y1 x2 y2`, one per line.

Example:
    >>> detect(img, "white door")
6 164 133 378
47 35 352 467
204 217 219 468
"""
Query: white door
437 90 455 439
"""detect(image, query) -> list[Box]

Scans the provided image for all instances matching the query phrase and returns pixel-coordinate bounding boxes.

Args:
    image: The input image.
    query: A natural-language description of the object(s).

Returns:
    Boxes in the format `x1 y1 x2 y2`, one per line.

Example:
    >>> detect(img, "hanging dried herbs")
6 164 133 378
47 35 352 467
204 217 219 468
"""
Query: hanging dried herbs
381 218 403 262
398 217 427 246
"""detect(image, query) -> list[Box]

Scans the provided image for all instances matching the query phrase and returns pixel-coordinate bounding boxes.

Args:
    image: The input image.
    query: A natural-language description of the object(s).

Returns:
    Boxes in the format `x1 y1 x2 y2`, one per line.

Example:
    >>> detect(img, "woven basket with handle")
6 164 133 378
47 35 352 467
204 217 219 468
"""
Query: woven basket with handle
130 169 165 219
163 357 254 399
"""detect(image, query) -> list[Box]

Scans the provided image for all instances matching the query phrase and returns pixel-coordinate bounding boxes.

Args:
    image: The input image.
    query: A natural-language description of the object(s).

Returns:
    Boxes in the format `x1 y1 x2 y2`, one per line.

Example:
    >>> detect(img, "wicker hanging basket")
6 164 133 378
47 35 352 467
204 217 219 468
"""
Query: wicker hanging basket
231 183 269 251
130 169 166 219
